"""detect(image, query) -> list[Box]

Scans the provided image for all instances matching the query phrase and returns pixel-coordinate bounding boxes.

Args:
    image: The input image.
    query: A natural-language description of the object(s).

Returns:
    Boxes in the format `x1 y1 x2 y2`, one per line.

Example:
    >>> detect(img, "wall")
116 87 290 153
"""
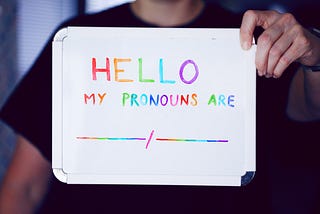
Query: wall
0 0 17 183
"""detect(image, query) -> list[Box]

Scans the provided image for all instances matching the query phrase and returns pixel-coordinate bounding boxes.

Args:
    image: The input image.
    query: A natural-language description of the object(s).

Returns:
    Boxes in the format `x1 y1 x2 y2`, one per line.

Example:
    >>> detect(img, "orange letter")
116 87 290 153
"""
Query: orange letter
98 93 107 105
191 93 198 106
114 58 133 82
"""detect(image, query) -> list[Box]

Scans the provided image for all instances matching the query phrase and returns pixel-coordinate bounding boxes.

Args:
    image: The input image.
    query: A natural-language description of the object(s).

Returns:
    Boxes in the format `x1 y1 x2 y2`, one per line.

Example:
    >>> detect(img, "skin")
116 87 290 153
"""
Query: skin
1 1 320 213
0 136 52 214
240 10 320 120
130 0 205 27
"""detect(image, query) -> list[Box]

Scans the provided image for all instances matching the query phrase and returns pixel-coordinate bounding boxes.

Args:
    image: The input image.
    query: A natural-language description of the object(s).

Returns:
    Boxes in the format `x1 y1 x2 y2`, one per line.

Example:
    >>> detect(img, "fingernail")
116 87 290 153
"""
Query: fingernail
242 42 250 50
257 70 264 76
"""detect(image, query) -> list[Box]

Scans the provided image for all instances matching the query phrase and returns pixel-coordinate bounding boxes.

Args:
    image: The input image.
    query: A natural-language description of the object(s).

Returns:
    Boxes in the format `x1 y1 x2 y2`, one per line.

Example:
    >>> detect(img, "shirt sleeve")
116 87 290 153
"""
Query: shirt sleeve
0 40 53 161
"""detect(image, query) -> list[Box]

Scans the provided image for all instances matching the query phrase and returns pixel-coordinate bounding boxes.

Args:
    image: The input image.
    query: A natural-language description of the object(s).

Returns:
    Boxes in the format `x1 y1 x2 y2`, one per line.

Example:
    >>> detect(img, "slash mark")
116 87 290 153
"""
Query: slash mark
146 130 155 149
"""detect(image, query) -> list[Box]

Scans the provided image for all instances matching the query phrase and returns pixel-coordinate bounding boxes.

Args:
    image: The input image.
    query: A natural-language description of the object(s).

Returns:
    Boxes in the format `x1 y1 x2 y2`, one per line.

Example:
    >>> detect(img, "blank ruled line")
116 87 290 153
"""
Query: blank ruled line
76 137 146 141
76 133 228 144
155 138 228 143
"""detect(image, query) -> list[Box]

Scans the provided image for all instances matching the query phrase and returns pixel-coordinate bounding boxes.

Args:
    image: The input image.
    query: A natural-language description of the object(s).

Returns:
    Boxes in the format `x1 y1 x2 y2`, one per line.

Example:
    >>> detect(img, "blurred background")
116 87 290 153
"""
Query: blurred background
0 0 319 209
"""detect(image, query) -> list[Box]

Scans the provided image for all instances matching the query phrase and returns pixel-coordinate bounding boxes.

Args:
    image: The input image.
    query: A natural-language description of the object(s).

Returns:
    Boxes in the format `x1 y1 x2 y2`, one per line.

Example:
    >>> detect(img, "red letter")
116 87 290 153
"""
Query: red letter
84 93 95 104
180 94 189 106
92 57 110 81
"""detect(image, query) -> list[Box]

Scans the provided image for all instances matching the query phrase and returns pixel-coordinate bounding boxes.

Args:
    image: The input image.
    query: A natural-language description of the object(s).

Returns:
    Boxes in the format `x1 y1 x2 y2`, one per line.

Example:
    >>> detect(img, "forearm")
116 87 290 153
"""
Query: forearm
303 67 320 119
0 182 38 214
0 136 52 214
287 26 320 121
287 66 320 121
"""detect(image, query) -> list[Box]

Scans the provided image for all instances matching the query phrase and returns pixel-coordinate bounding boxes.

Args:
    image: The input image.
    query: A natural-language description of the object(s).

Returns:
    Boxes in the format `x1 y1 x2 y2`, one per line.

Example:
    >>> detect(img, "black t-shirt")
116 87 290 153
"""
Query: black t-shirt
0 2 242 162
1 2 319 213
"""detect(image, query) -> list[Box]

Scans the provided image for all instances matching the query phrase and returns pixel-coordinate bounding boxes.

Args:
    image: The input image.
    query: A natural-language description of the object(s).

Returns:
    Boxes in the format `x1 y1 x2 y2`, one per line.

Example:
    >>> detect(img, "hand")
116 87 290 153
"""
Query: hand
240 10 320 78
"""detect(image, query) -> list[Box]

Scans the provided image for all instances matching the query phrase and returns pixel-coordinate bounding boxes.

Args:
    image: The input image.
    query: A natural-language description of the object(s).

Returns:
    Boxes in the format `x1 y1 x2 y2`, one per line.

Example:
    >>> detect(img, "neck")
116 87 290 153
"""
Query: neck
130 0 205 27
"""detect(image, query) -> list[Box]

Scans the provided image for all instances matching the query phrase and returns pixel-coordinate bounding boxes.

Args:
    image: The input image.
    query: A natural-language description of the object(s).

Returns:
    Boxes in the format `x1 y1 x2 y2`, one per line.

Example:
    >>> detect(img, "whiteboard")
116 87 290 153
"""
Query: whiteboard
52 27 256 186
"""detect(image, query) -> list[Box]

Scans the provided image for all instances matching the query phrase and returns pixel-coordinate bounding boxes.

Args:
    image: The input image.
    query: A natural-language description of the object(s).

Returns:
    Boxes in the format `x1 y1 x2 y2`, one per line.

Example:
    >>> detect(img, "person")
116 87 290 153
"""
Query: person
0 0 320 213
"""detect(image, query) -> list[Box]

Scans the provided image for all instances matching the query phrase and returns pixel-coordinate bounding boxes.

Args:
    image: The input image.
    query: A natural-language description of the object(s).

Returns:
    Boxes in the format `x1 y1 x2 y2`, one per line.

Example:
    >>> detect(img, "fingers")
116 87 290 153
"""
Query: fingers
240 10 280 50
241 10 311 78
255 24 284 77
256 14 307 78
267 25 307 78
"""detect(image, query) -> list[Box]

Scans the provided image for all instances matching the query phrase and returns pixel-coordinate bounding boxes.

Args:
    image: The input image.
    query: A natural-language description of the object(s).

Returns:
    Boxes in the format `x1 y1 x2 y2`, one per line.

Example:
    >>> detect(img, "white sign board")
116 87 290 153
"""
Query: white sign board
52 27 256 186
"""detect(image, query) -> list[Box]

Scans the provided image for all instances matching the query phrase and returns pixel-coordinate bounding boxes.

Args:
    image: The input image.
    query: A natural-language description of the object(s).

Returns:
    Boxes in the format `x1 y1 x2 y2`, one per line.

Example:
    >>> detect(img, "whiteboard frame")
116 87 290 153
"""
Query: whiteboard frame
52 27 256 186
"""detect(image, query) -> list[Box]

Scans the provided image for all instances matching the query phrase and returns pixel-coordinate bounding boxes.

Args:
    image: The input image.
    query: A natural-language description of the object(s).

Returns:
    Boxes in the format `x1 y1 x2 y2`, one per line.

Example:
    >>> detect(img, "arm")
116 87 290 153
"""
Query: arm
0 135 52 214
287 67 320 121
239 10 320 121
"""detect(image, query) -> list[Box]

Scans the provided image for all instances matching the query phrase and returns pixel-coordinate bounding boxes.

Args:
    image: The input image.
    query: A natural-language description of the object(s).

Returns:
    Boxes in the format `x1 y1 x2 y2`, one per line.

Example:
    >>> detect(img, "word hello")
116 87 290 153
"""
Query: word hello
91 57 199 84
